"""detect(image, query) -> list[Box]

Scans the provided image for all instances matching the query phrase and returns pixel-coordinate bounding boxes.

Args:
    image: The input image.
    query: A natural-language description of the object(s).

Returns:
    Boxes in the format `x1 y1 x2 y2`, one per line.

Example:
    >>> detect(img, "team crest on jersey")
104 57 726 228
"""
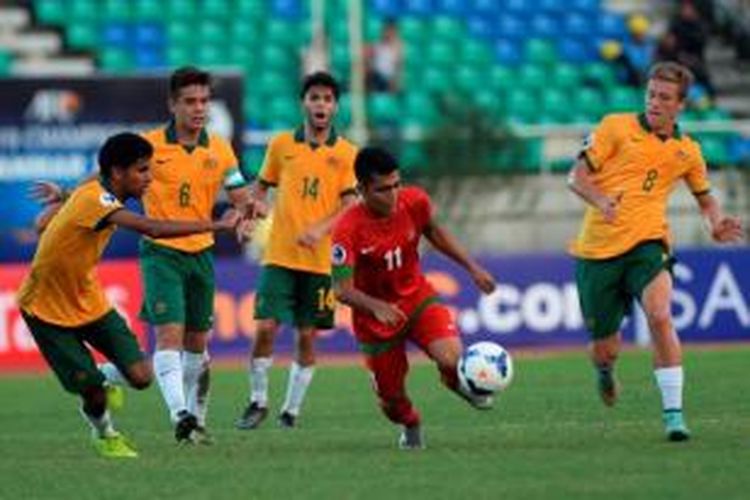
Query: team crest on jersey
332 244 347 265
203 157 219 170
327 156 339 168
675 149 689 161
99 192 117 207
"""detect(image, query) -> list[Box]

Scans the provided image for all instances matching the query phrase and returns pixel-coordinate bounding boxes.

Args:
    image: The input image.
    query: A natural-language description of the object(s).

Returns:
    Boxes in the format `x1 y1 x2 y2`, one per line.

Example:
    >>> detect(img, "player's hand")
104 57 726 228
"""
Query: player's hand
244 198 269 220
597 191 623 224
371 301 407 327
214 208 242 232
297 224 327 249
235 217 257 243
711 216 744 243
470 265 496 295
29 181 64 205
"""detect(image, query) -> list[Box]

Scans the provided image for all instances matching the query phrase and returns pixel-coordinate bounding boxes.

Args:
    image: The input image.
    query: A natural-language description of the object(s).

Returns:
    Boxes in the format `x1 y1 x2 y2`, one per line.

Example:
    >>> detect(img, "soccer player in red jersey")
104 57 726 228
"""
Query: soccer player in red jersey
331 147 497 449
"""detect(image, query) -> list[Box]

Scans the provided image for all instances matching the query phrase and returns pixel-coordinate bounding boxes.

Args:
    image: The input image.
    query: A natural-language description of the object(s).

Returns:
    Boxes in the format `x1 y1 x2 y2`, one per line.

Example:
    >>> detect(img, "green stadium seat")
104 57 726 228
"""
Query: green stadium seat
582 62 617 90
0 51 12 76
69 0 98 23
329 19 350 43
133 0 162 20
506 89 538 123
267 97 299 129
166 0 195 20
236 0 267 20
204 0 232 20
255 71 296 100
431 16 463 42
99 48 134 73
35 0 67 26
331 44 350 77
258 44 295 73
335 94 352 128
699 107 731 121
266 19 303 48
245 93 268 126
488 65 515 93
229 44 254 68
541 89 571 123
421 66 453 94
166 45 192 66
241 147 266 179
700 137 729 166
472 89 502 120
425 41 456 68
198 22 226 47
550 63 580 90
368 94 400 125
607 86 641 112
364 17 383 42
195 45 227 68
101 0 131 22
454 66 483 95
66 22 98 50
403 91 439 126
399 17 427 45
525 39 557 66
400 143 429 173
230 19 260 44
460 39 493 68
167 21 193 48
575 88 606 120
516 64 547 90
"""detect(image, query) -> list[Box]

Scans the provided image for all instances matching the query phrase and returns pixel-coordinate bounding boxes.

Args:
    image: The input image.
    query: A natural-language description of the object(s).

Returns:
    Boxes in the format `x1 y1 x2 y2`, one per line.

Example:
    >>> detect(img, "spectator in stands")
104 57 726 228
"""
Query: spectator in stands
301 28 330 77
667 0 716 98
365 18 404 94
602 14 656 87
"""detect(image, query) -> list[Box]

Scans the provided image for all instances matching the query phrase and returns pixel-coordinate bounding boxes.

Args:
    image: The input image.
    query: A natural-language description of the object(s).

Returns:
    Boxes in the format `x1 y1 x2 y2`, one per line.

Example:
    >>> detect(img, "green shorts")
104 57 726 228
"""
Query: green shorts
22 309 145 395
254 265 335 329
575 240 674 339
139 239 215 331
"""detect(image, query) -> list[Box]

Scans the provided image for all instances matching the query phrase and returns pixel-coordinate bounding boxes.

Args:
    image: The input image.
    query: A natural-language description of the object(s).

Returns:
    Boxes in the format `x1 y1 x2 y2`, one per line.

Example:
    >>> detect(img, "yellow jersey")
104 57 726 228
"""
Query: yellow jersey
259 127 357 274
17 180 123 327
571 113 710 259
141 123 245 253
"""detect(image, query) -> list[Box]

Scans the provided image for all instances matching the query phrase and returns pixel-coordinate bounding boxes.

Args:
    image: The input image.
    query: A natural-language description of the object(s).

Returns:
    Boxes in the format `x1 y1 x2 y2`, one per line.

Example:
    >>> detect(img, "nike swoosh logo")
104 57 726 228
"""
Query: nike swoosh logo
156 159 172 164
360 246 375 254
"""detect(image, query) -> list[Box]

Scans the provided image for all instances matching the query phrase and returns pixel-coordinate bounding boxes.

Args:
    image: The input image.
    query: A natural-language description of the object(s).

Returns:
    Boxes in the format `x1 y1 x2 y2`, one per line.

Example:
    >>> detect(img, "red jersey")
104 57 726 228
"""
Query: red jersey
332 186 437 340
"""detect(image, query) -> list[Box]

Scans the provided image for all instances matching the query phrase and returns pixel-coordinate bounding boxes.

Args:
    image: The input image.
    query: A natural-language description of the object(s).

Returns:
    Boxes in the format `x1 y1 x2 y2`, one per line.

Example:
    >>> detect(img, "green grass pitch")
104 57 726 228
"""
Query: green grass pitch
0 346 748 499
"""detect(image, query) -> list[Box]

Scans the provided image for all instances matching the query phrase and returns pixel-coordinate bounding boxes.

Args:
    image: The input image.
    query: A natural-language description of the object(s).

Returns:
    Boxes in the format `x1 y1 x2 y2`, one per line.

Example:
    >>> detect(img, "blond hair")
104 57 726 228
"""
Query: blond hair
648 62 694 99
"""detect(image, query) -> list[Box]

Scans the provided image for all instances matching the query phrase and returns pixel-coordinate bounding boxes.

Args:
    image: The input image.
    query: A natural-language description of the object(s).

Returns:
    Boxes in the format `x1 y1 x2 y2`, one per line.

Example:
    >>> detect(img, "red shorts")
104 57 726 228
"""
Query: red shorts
360 302 458 426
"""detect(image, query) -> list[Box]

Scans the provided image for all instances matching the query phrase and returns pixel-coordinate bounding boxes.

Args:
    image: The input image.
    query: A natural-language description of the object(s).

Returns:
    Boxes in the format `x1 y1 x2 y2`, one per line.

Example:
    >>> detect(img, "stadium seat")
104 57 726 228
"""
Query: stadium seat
529 15 559 39
368 94 401 126
575 88 606 119
435 0 469 15
421 66 453 94
203 0 232 20
135 48 165 69
431 16 464 42
166 0 196 20
466 15 494 39
199 22 226 47
541 89 572 122
101 23 131 48
505 89 538 123
258 44 295 72
400 143 429 173
550 63 580 90
496 15 526 40
166 45 192 66
400 17 428 45
494 39 522 66
460 39 493 67
471 89 502 119
67 22 99 49
426 41 456 67
516 64 547 90
454 66 483 94
607 86 641 112
228 45 255 68
101 0 131 22
563 13 589 39
699 137 729 166
236 0 267 20
70 0 98 23
272 0 305 19
134 0 162 20
134 23 165 47
0 51 11 76
488 64 515 92
525 39 557 66
195 45 226 68
403 0 434 17
35 0 67 26
506 0 534 15
472 0 501 15
403 91 440 126
166 22 193 48
581 62 617 89
268 97 299 128
370 0 402 17
99 48 134 73
265 19 304 48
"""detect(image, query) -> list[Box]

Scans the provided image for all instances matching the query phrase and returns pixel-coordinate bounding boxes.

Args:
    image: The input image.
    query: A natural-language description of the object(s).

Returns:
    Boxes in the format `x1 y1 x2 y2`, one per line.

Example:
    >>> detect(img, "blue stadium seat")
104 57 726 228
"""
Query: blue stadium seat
538 0 566 14
102 23 130 48
370 0 402 17
557 38 595 63
271 0 304 19
563 13 589 39
466 15 494 39
506 0 534 16
134 23 164 47
135 47 165 68
530 14 558 39
496 15 526 40
570 0 600 13
494 39 522 66
597 12 627 39
434 0 469 16
403 0 433 17
471 0 500 14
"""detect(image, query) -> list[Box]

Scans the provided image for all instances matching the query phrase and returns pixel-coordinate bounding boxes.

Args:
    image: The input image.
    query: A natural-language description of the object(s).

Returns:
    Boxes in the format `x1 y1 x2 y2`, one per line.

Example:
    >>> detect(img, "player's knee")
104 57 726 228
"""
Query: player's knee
647 309 673 335
81 385 107 416
126 361 153 390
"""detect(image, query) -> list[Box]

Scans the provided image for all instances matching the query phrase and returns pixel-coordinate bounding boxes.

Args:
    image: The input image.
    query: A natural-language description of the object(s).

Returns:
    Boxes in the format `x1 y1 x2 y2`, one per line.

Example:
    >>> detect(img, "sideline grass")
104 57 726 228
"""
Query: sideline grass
0 346 748 499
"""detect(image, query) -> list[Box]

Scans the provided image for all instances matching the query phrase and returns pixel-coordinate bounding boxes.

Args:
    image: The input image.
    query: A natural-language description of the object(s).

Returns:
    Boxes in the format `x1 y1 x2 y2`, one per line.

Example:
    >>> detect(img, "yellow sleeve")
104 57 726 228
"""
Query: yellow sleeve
75 187 123 229
218 138 246 189
340 147 357 196
580 115 620 172
258 136 283 186
684 144 711 195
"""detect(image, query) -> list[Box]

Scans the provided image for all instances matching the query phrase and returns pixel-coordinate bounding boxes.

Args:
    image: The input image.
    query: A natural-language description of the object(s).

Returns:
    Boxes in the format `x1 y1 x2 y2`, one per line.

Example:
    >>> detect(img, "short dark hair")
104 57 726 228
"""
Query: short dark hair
170 66 212 100
648 61 694 99
300 71 340 100
354 146 399 185
99 132 153 179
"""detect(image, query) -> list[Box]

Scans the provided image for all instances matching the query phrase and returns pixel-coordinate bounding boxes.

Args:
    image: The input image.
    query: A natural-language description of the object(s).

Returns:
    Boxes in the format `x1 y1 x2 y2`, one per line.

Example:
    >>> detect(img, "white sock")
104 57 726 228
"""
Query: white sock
249 357 272 407
281 362 315 417
153 349 187 422
195 351 211 427
98 362 128 387
80 405 116 438
654 366 684 411
182 351 203 420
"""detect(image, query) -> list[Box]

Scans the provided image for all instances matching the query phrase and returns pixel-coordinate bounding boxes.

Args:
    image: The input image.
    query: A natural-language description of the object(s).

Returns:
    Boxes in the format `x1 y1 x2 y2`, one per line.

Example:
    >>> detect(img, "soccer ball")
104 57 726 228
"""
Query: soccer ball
458 341 514 396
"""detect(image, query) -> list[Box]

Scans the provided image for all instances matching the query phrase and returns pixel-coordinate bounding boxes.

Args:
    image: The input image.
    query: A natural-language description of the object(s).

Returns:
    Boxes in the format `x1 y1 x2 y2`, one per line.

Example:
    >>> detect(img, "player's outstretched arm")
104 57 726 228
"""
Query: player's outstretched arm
298 193 358 248
333 276 406 327
34 201 63 234
107 208 240 239
423 221 496 294
695 192 745 243
567 157 622 223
